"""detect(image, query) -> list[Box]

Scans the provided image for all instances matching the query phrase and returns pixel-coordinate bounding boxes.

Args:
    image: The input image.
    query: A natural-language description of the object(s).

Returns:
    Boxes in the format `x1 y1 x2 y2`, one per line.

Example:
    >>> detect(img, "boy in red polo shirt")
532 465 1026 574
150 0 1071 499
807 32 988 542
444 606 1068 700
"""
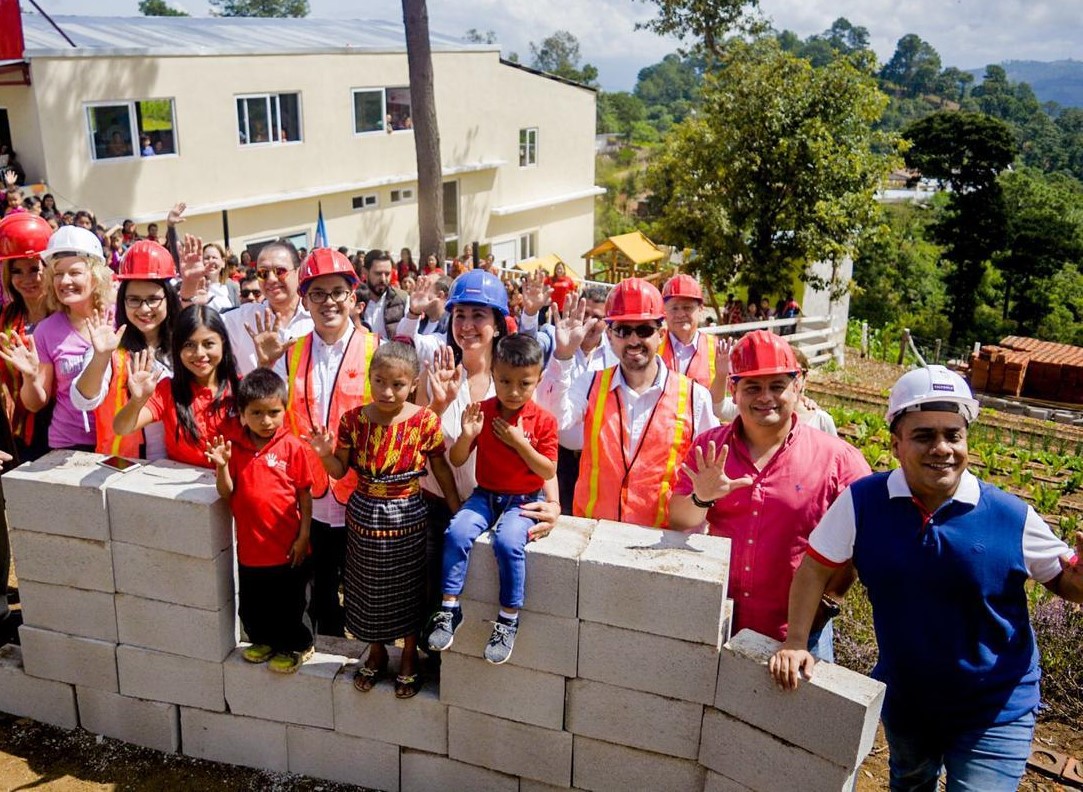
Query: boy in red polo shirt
205 368 315 674
428 334 558 664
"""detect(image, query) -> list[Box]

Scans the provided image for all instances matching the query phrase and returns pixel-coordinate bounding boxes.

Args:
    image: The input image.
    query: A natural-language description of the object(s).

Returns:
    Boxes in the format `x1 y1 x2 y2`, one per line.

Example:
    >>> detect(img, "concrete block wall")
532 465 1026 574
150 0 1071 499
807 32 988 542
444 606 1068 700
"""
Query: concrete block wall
4 450 886 791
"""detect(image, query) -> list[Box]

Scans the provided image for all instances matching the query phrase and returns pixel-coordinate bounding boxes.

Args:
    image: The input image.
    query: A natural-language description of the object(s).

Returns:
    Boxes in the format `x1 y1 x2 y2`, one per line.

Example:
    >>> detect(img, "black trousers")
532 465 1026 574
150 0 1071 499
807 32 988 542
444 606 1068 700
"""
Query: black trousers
307 519 347 637
238 560 312 653
556 445 581 516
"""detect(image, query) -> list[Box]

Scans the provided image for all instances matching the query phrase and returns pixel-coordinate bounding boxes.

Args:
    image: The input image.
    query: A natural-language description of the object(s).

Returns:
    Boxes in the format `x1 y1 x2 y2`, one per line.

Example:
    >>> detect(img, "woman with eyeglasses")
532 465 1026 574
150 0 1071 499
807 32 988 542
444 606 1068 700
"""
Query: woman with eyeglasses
71 240 181 460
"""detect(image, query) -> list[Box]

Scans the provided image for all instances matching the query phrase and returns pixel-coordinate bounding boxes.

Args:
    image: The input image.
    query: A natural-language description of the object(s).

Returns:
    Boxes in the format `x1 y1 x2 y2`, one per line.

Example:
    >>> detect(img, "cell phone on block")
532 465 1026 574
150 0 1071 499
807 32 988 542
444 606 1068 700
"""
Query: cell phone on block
98 455 141 473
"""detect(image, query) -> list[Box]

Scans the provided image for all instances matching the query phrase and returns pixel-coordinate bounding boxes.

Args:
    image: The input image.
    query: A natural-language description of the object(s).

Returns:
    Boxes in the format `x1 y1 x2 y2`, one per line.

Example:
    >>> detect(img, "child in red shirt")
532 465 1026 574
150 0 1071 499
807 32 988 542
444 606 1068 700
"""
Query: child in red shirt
428 333 558 665
205 367 314 674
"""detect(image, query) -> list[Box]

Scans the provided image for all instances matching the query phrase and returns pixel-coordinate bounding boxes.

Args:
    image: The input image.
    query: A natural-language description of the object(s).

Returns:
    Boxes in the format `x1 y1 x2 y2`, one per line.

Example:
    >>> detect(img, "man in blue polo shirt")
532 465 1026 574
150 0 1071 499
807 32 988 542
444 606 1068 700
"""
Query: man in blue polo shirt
768 365 1083 791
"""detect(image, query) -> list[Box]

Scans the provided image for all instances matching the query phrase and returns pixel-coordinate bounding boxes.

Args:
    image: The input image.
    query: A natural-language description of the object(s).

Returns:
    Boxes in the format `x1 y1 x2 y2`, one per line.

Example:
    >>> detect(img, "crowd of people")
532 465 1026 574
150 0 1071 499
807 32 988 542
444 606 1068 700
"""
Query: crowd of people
0 203 1080 790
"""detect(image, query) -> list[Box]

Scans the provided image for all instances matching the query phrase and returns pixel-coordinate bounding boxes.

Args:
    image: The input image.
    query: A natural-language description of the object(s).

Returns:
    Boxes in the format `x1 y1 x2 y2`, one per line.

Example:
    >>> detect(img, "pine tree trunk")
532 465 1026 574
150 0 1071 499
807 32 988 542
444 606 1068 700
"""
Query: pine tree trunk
402 0 444 262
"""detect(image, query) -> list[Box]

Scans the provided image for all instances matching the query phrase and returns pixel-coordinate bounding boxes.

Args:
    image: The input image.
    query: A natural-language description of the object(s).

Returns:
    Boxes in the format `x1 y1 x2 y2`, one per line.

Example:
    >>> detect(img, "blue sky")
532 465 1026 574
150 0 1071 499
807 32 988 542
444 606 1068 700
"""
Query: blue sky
30 0 1083 91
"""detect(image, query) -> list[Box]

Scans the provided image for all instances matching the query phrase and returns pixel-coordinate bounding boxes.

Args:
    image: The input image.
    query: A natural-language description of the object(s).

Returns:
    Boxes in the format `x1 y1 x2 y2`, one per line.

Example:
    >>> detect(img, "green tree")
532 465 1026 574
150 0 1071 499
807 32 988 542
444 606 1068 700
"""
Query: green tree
936 67 974 104
139 0 189 15
880 34 942 97
209 0 308 16
528 31 598 86
634 53 702 121
1037 264 1083 345
646 39 899 300
636 0 761 59
597 92 648 139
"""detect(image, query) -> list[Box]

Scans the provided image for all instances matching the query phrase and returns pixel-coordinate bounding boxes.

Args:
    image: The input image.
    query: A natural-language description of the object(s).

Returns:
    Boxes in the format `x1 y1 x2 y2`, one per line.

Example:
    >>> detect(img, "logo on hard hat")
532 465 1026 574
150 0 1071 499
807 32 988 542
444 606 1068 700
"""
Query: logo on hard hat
931 383 955 392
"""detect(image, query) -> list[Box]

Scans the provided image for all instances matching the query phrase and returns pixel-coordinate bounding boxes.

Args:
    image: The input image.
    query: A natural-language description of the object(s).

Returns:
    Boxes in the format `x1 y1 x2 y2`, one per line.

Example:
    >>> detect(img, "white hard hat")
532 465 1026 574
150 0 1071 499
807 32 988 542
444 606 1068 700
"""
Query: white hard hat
40 226 105 266
886 365 980 427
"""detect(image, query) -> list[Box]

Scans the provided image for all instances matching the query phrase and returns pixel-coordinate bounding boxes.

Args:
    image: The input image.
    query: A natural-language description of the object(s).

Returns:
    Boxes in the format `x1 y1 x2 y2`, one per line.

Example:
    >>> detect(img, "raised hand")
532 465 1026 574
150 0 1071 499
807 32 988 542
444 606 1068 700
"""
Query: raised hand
552 292 597 360
680 441 754 504
2 170 16 188
460 401 484 441
245 308 288 367
521 269 551 317
425 345 462 414
178 234 206 284
710 336 734 403
408 274 440 317
492 416 528 450
166 202 187 227
86 309 126 356
304 425 336 458
203 434 232 468
0 332 41 378
125 349 163 401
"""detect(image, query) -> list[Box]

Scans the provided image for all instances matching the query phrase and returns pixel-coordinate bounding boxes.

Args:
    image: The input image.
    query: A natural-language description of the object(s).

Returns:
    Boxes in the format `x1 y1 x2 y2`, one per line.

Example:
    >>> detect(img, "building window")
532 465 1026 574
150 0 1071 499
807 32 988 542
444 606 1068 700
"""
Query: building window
390 188 415 204
86 99 178 161
236 93 302 145
245 231 309 261
443 181 459 239
352 194 378 211
519 232 537 261
353 87 413 134
519 127 538 167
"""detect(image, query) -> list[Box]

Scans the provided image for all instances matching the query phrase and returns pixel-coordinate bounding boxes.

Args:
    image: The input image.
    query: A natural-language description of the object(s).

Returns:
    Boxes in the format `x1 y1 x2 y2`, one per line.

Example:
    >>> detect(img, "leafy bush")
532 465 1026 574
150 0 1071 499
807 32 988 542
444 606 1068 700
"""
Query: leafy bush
1032 596 1083 723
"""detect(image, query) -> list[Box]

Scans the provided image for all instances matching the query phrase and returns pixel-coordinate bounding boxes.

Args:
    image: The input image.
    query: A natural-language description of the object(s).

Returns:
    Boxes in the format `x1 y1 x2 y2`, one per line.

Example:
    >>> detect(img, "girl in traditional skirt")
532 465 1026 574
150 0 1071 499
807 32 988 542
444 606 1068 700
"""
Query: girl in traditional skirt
308 340 460 698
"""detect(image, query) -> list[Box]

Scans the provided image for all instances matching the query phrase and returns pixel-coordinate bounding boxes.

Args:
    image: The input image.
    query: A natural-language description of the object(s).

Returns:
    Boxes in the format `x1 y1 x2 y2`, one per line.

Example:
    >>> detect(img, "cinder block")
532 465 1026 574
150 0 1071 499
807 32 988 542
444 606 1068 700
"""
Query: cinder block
18 580 117 642
578 521 730 647
572 736 705 792
440 651 565 730
449 707 572 787
521 782 587 792
112 543 233 611
225 647 342 728
19 625 117 692
577 621 718 704
699 708 853 792
287 724 400 791
333 650 447 753
703 771 755 792
565 679 702 759
9 530 115 592
180 707 288 772
460 516 595 617
117 644 225 711
0 645 78 729
714 630 885 768
106 459 231 559
115 594 235 663
400 749 518 792
76 686 179 753
449 598 578 677
4 450 122 540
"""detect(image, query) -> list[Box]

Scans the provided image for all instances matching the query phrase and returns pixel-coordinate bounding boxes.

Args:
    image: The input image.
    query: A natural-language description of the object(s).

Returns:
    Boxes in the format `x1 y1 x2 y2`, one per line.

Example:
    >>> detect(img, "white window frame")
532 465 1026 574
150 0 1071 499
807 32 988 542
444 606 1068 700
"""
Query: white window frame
519 230 538 261
519 127 538 168
244 230 310 259
85 99 179 163
352 193 379 212
236 92 304 147
389 187 415 204
351 87 414 136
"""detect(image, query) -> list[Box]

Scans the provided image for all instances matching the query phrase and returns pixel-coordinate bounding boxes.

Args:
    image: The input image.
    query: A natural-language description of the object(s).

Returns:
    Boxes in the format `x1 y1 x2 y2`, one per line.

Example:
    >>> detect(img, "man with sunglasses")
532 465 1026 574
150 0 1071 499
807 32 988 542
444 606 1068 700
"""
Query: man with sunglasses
538 278 717 527
238 270 262 304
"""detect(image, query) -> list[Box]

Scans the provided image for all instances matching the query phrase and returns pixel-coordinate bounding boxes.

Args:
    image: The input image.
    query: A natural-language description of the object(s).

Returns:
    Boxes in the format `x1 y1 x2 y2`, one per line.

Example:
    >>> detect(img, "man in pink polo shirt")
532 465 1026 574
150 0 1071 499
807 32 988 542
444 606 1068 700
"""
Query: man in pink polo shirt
669 330 870 659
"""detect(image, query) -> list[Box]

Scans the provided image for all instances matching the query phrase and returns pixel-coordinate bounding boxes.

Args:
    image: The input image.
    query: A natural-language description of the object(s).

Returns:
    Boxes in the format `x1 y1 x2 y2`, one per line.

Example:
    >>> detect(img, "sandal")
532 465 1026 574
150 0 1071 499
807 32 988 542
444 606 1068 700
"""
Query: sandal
353 658 388 692
242 644 274 664
268 646 314 675
395 673 423 699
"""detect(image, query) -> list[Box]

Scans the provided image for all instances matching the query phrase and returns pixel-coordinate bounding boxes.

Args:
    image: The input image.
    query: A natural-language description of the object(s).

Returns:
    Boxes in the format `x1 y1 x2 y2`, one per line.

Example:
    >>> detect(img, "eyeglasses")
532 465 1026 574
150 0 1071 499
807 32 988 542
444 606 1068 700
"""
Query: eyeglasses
239 288 261 298
255 266 292 281
305 288 352 305
609 323 659 339
124 295 166 310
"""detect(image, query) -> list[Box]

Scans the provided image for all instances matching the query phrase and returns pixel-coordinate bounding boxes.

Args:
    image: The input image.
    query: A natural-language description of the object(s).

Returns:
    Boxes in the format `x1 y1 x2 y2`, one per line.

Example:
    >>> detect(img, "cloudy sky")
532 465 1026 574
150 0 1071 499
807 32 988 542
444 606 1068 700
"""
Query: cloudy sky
32 0 1083 90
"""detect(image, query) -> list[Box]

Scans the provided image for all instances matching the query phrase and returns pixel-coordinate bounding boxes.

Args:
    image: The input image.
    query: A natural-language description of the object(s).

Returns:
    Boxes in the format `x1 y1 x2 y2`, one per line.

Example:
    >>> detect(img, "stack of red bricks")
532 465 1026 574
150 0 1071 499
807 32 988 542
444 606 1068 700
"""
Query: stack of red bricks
969 336 1083 404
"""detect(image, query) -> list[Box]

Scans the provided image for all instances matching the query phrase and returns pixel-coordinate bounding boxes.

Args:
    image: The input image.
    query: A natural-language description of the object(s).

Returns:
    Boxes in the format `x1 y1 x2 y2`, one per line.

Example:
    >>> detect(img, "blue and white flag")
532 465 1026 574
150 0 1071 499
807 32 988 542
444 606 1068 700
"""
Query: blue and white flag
314 201 328 248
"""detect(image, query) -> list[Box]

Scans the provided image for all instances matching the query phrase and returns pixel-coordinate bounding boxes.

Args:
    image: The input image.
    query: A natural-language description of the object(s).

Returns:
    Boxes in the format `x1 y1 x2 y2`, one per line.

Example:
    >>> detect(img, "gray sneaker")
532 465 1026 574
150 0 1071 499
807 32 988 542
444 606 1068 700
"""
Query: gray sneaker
484 617 519 665
427 607 463 652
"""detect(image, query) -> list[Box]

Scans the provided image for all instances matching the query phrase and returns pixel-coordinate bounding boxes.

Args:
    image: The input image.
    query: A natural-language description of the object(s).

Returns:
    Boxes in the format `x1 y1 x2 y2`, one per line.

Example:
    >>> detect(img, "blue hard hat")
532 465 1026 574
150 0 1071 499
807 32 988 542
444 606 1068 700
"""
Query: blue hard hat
445 269 509 316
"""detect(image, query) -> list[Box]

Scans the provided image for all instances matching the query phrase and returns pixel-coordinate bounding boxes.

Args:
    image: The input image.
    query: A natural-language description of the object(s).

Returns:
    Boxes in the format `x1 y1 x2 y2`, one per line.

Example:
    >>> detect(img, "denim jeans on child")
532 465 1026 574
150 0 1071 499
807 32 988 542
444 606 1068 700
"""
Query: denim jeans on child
441 488 543 609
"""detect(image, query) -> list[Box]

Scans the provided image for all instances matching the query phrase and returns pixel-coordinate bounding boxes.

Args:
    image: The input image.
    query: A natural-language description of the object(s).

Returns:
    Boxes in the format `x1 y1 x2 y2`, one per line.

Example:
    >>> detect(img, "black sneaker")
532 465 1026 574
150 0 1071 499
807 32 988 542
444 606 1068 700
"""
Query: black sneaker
427 607 463 652
484 616 518 665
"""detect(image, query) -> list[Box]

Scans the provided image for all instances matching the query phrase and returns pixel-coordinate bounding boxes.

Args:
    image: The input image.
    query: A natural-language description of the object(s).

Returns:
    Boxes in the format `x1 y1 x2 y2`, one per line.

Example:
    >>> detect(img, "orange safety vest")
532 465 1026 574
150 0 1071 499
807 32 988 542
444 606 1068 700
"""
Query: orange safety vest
658 331 718 389
94 349 143 458
573 365 696 528
0 310 37 447
286 329 377 504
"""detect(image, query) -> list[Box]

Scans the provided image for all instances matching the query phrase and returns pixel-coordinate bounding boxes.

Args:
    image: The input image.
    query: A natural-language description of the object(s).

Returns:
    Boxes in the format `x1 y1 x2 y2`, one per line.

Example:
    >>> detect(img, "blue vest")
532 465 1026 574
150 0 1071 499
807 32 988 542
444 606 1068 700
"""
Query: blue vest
850 472 1039 731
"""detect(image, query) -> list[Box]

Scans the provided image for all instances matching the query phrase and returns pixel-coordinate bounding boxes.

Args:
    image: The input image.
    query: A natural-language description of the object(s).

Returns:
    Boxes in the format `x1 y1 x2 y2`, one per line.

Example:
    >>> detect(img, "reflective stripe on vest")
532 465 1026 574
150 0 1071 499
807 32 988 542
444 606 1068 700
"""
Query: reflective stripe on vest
94 349 142 458
582 367 615 519
109 349 128 455
660 332 716 389
654 373 691 527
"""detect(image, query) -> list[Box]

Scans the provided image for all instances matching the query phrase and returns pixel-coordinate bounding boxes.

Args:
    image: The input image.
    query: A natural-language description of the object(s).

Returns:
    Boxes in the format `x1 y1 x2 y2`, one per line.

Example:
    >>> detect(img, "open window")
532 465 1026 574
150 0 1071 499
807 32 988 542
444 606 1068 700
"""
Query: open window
86 99 178 161
236 93 303 145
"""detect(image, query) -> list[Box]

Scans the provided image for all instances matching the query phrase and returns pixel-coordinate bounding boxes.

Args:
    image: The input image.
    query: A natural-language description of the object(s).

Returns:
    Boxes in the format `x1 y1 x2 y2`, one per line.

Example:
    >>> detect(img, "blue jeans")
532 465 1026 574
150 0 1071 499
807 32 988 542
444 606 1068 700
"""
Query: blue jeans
883 709 1035 792
441 488 542 610
808 619 834 663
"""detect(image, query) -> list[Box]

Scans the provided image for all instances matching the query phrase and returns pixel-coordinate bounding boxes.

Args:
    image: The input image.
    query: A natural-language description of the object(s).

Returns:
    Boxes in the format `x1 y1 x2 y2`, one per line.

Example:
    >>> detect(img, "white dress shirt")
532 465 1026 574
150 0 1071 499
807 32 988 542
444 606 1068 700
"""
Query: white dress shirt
667 330 700 374
223 300 313 376
308 325 355 527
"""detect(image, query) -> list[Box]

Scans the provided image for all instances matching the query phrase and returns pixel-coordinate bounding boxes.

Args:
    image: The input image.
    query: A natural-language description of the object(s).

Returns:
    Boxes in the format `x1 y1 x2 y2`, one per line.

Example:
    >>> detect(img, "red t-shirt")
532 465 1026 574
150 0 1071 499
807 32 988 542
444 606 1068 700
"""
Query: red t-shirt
144 379 241 468
227 426 314 567
473 398 558 495
546 276 576 312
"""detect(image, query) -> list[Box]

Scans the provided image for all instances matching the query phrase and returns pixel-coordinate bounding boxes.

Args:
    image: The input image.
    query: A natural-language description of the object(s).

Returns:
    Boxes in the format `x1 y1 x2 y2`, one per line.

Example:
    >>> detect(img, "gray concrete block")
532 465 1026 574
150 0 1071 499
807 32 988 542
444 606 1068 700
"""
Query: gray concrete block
400 749 518 792
578 521 730 647
19 625 117 692
112 543 233 611
286 724 400 791
116 644 225 711
180 707 288 772
9 530 115 592
224 646 342 728
565 679 702 760
449 598 578 677
577 621 718 704
521 782 587 792
699 708 853 792
76 686 179 753
703 771 755 792
448 706 572 787
460 516 595 617
115 594 235 663
572 736 705 792
18 580 117 642
106 460 232 559
714 630 885 767
0 645 78 729
439 651 565 731
4 450 123 540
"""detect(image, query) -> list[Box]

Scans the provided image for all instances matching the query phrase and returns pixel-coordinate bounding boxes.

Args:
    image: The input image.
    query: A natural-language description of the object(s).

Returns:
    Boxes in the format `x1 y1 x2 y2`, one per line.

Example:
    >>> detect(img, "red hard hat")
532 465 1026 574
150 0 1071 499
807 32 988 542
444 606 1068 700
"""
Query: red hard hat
605 278 665 323
118 240 177 280
662 273 703 302
0 213 52 261
299 248 359 294
730 330 800 379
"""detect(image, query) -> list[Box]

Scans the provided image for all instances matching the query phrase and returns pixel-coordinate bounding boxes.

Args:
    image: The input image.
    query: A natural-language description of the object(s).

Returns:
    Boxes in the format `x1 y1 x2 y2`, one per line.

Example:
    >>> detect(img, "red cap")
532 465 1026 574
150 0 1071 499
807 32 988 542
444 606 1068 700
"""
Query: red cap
730 330 799 378
299 248 359 293
605 278 665 323
118 240 177 280
0 213 52 261
662 273 703 302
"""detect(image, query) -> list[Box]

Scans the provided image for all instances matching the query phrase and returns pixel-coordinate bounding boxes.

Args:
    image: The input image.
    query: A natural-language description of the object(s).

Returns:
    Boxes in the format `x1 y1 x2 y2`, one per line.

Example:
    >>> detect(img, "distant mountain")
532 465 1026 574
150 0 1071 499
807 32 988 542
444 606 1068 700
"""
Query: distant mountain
967 60 1083 108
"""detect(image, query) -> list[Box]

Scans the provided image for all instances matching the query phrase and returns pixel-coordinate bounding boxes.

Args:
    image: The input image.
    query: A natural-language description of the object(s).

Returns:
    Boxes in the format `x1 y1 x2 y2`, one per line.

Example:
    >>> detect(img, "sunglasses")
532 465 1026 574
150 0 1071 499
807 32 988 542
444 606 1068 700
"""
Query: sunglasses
239 288 261 298
305 288 352 305
609 323 659 339
255 266 292 281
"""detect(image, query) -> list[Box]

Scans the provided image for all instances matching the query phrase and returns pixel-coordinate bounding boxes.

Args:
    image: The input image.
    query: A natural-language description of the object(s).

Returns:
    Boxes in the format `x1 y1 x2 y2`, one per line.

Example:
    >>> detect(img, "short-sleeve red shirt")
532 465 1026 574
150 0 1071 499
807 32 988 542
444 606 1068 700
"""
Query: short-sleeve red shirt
144 379 241 468
473 398 558 495
227 426 314 567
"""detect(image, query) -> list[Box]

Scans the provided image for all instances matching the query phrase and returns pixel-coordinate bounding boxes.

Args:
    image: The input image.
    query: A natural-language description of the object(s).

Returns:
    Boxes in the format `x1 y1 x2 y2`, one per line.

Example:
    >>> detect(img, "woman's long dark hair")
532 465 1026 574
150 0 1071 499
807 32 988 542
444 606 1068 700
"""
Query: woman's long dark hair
116 279 181 366
447 304 507 366
170 305 239 443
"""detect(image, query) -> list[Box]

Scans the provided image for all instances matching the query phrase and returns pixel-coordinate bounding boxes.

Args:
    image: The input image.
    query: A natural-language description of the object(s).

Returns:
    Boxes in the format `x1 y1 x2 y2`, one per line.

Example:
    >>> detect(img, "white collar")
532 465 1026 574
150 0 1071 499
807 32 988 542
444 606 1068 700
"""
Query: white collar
611 357 667 392
886 467 980 505
312 324 353 353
